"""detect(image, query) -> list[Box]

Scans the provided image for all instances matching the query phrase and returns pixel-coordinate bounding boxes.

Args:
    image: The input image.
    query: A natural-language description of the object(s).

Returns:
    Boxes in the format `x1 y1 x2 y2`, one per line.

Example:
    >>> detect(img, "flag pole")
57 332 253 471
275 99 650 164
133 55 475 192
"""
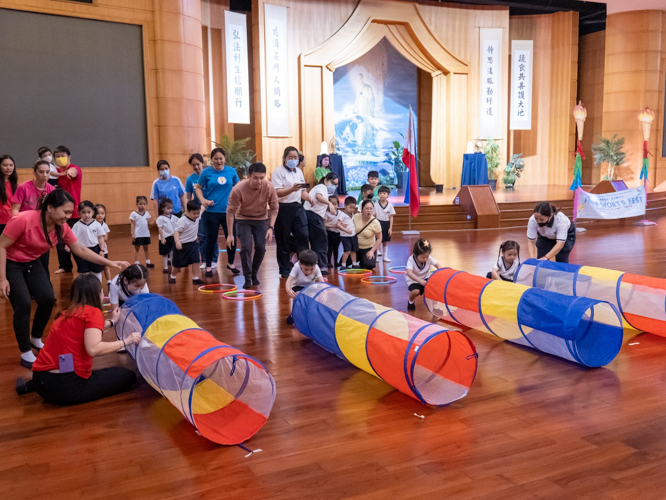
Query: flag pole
402 105 420 236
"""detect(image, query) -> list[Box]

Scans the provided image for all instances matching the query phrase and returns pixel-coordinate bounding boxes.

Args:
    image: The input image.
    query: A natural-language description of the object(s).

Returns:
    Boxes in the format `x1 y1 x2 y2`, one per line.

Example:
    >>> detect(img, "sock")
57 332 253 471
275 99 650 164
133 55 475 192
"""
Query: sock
21 351 37 362
408 300 414 304
30 337 44 349
353 262 359 266
146 259 151 265
170 274 177 280
107 280 112 285
163 256 169 269
94 272 103 282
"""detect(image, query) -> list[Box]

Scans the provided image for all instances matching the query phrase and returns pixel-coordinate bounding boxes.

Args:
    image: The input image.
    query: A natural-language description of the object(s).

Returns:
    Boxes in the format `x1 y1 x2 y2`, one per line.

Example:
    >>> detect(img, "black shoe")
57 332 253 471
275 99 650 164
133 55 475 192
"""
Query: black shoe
16 377 31 395
243 278 253 290
163 268 169 274
146 263 155 268
280 273 289 279
252 276 260 286
407 302 416 311
168 277 176 284
321 270 329 276
286 315 294 325
227 265 241 275
205 270 213 277
20 358 33 369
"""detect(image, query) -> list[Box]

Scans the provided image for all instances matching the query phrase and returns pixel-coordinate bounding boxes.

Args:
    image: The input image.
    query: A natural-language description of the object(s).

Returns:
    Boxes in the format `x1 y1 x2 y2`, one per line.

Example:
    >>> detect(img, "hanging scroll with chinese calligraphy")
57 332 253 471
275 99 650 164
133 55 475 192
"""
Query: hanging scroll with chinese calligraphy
225 11 250 124
478 28 502 140
510 40 533 130
264 4 289 137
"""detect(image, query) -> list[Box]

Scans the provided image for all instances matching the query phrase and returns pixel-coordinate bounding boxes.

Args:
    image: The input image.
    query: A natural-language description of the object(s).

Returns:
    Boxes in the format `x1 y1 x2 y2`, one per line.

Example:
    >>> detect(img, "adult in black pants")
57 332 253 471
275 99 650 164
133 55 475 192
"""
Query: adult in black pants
352 200 383 270
0 190 128 368
16 274 141 404
272 146 314 278
526 202 576 263
304 173 339 273
226 163 279 289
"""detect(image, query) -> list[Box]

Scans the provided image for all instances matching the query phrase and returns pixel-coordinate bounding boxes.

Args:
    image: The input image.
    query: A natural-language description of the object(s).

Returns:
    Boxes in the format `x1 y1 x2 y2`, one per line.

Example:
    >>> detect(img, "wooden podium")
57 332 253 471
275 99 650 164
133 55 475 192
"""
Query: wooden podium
455 185 500 229
590 180 628 194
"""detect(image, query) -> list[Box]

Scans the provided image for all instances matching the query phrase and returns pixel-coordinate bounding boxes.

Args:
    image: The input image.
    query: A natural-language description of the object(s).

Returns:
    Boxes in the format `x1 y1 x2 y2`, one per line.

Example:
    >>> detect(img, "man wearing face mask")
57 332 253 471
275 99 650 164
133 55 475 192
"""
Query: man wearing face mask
37 147 62 187
304 173 339 272
53 145 82 274
271 146 314 278
526 201 576 263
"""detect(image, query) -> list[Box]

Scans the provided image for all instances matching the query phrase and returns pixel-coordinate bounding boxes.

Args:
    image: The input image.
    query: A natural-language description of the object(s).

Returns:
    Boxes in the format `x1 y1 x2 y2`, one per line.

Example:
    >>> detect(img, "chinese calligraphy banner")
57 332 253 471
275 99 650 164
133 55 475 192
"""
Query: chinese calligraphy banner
264 4 289 137
478 28 502 140
224 11 250 124
575 186 646 220
510 40 533 130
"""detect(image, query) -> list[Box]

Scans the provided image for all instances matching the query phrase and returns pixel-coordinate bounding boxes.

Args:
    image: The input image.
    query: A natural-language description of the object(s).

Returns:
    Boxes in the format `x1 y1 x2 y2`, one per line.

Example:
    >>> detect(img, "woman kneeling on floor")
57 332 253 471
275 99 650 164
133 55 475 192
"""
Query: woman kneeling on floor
16 274 141 405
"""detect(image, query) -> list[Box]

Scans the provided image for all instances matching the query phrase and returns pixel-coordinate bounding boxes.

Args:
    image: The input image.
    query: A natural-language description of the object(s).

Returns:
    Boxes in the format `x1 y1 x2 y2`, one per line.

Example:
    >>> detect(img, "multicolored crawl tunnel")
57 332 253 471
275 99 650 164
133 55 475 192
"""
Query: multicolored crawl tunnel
423 268 624 367
116 294 276 445
515 258 666 336
292 283 478 406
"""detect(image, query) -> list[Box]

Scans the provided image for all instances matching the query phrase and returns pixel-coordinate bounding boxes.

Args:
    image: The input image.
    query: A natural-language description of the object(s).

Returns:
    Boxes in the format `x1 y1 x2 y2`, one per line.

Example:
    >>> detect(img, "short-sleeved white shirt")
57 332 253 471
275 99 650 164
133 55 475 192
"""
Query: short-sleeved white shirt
109 275 149 305
374 201 396 222
405 255 438 286
527 211 571 241
493 257 519 281
72 220 103 248
289 261 323 287
156 214 179 238
304 184 329 218
338 211 355 237
130 211 151 238
175 215 199 244
325 211 341 233
271 166 305 204
99 222 110 236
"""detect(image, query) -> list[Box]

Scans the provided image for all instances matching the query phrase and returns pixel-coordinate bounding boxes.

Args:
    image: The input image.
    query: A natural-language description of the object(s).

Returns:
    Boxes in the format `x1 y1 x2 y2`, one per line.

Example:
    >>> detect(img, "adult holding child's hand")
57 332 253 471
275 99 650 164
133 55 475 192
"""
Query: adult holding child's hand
0 190 129 368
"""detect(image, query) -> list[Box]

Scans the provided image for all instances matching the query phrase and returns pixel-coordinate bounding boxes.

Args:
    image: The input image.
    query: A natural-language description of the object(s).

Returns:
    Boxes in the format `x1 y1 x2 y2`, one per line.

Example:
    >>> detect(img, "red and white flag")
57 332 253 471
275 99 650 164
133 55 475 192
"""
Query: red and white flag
402 106 420 217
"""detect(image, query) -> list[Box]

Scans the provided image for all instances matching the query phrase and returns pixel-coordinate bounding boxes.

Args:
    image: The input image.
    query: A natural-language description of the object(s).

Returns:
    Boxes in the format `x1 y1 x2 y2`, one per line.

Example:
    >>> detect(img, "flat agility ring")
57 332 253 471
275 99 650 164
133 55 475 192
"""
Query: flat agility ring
338 269 372 277
222 290 262 300
361 276 397 285
198 284 238 294
388 266 407 274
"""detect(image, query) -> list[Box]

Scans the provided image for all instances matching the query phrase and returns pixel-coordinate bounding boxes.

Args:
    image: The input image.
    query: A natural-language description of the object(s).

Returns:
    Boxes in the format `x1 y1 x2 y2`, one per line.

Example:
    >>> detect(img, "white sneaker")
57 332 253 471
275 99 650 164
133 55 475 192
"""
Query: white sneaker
383 257 391 263
377 251 383 256
211 262 218 269
199 263 206 269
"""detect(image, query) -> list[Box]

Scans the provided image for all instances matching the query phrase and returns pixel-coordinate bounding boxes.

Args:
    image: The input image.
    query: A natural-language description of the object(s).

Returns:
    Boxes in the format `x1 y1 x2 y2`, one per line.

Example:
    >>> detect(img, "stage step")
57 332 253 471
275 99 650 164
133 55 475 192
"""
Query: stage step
393 220 475 231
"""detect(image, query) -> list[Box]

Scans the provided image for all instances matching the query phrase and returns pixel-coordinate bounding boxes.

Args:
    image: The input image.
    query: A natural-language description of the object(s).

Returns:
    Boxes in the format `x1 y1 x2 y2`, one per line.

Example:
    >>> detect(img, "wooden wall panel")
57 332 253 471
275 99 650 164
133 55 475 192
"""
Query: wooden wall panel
602 11 665 188
578 31 605 185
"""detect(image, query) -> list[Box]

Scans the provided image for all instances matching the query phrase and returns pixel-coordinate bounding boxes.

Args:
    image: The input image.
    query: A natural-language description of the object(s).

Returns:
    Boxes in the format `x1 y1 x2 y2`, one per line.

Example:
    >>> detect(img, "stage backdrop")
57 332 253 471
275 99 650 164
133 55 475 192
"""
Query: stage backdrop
333 38 417 190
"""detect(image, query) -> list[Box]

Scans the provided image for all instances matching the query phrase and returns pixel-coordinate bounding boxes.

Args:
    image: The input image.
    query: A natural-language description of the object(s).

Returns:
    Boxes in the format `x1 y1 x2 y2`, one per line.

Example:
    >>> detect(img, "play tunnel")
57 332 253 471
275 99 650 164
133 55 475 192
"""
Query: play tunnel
292 283 478 406
423 268 623 367
515 258 666 336
116 294 276 445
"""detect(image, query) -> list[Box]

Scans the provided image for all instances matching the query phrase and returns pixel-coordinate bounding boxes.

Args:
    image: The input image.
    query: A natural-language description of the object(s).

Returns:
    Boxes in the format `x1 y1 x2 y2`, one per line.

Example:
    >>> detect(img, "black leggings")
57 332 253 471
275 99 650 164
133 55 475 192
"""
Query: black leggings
56 217 77 271
327 231 341 267
31 367 137 406
357 247 377 270
306 210 328 269
202 211 236 267
535 223 576 263
6 259 55 353
275 203 309 276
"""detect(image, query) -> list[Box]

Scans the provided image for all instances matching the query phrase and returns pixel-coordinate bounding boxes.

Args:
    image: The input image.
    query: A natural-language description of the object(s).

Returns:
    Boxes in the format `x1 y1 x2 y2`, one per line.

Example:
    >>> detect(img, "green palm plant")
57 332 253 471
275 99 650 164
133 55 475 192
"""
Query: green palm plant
592 135 626 181
207 135 256 179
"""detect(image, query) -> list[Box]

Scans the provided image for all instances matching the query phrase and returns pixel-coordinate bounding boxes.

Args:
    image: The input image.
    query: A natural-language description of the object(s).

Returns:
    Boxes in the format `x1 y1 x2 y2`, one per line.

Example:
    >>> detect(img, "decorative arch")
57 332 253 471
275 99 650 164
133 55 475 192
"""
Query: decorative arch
298 0 469 185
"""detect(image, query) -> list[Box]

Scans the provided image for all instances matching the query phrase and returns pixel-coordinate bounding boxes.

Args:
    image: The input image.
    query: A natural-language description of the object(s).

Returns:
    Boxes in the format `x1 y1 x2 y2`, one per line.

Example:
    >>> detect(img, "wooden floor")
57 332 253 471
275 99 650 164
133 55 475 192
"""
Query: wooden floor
5 219 666 499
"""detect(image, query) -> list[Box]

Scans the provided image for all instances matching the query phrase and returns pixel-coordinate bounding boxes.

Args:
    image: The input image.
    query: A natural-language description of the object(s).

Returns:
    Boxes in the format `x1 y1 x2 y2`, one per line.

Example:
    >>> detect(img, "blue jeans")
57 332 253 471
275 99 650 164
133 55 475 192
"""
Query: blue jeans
198 218 218 264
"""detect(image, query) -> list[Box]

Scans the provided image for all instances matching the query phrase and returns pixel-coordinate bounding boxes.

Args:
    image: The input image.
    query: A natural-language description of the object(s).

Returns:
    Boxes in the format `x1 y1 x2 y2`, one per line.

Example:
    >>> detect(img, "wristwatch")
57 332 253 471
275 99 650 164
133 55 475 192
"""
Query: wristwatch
268 226 274 230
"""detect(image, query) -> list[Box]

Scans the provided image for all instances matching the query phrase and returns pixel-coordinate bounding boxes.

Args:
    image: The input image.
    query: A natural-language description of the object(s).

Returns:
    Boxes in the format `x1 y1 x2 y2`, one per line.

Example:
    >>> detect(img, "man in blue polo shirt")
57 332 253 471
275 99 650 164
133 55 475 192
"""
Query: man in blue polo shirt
195 148 240 277
186 154 218 268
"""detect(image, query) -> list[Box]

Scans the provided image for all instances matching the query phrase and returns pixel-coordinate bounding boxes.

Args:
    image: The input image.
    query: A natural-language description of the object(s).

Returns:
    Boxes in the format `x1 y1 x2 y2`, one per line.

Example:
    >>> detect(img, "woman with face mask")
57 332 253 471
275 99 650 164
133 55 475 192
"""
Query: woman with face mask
526 202 576 263
303 173 339 273
150 160 187 217
271 147 314 278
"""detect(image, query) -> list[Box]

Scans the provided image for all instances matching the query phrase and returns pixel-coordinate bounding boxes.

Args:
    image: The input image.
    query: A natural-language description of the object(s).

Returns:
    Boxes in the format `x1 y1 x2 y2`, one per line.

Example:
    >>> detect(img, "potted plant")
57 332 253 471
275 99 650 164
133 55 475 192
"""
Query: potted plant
385 134 408 188
483 138 501 190
502 153 525 189
207 135 256 179
592 135 626 181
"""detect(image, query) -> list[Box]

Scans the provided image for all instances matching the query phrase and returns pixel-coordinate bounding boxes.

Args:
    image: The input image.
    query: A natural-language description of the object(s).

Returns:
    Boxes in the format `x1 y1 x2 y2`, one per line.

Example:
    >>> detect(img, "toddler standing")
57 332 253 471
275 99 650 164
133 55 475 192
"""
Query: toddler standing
94 204 111 287
374 186 395 262
71 200 105 282
130 195 154 268
169 200 202 284
156 198 179 274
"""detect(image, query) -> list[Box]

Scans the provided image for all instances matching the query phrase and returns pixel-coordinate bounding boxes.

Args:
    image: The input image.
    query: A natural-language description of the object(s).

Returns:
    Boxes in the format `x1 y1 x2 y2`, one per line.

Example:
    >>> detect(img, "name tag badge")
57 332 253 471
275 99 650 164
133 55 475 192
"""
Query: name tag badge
218 177 227 185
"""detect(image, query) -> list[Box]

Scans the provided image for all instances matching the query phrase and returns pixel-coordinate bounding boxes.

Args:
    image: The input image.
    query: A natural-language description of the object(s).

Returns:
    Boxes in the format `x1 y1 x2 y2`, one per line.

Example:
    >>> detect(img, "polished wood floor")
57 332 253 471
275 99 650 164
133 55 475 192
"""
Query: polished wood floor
4 218 666 499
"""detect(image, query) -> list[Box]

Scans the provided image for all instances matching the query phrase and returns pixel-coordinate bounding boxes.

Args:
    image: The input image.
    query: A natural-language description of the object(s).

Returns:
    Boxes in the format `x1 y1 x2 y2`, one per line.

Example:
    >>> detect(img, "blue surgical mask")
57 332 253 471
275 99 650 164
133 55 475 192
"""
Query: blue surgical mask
327 184 337 194
160 169 169 179
286 159 299 170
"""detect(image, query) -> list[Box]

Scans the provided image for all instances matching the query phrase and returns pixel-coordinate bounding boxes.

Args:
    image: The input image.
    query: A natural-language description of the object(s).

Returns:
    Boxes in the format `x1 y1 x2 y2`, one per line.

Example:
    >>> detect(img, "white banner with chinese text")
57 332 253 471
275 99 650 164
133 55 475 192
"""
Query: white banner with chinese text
225 11 250 124
478 28 503 140
575 186 646 220
264 4 289 137
510 40 533 130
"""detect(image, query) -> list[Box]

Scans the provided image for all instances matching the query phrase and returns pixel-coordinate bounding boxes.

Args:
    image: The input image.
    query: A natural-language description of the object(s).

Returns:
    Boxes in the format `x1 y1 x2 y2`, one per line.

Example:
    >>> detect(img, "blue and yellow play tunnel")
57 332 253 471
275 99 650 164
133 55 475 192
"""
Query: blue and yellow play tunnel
116 294 276 445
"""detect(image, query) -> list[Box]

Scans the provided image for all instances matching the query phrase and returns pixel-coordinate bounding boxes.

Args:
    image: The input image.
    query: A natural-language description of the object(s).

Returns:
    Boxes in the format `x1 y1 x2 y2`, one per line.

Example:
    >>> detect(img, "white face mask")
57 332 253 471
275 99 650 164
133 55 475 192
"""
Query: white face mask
286 159 299 170
160 169 170 179
327 184 337 194
44 155 53 163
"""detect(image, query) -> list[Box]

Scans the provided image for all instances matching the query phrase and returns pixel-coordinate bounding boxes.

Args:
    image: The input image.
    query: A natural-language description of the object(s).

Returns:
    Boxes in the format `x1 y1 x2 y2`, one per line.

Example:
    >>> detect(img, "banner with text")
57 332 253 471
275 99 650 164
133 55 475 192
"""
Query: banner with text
264 4 289 137
575 186 646 220
478 28 503 140
225 11 250 124
510 40 533 130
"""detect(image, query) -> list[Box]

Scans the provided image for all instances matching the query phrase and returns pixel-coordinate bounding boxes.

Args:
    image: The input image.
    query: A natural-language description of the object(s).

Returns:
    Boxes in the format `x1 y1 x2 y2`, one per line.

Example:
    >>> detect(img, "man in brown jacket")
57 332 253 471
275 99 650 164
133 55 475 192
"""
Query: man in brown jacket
226 162 279 289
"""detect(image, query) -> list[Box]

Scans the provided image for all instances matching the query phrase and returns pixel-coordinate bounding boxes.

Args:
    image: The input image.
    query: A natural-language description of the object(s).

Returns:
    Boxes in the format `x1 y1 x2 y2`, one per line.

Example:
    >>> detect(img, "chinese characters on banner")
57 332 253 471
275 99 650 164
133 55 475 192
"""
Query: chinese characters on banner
478 28 503 140
224 11 250 124
510 40 533 130
264 4 289 137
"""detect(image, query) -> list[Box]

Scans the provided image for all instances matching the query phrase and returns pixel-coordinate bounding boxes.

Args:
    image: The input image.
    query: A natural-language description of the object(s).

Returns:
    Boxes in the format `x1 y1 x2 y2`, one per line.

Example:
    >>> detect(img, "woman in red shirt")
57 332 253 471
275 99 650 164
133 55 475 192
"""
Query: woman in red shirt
16 274 141 405
0 155 18 234
0 189 129 368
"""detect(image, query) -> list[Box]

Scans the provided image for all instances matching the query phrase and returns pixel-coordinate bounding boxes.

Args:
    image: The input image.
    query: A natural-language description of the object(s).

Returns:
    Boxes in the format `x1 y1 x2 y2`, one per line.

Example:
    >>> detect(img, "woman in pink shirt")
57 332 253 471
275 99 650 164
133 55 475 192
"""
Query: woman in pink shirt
0 155 18 235
12 160 55 214
0 189 129 368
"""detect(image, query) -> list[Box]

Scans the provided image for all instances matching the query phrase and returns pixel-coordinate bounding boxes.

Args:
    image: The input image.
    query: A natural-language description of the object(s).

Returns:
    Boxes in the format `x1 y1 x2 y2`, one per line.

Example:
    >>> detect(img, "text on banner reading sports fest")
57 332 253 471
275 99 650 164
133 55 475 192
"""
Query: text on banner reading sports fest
575 186 646 220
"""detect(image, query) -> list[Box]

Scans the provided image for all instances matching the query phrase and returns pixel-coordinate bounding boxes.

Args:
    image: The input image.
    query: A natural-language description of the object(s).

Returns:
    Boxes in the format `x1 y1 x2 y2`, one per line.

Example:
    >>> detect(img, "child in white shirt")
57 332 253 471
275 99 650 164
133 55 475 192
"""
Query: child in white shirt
130 195 154 268
488 240 520 282
406 239 442 311
156 198 180 274
286 249 324 325
94 203 112 287
169 200 202 284
339 196 357 269
374 186 395 262
71 200 105 282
